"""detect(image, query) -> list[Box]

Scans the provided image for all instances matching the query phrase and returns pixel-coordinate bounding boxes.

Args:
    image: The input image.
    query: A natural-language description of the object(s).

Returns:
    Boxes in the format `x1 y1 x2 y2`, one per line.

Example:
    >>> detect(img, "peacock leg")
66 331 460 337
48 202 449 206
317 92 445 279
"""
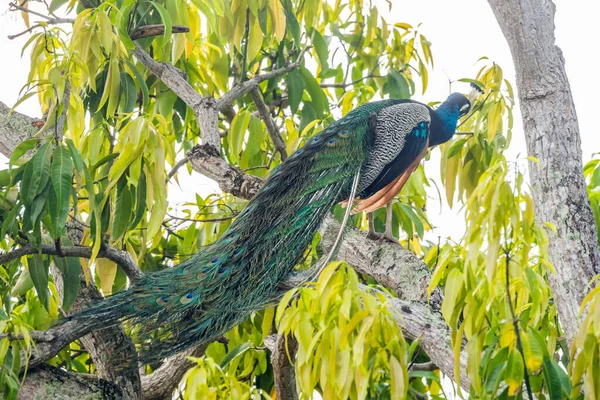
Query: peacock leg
381 200 397 242
366 201 397 243
367 212 379 240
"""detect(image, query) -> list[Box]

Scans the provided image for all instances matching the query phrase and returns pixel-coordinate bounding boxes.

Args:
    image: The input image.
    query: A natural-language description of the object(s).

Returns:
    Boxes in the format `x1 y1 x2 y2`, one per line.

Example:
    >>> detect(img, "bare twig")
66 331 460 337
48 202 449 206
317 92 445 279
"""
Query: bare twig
249 87 288 160
130 24 190 40
166 212 239 223
0 244 144 283
410 361 438 372
217 46 311 111
167 157 189 180
320 74 384 89
9 2 75 22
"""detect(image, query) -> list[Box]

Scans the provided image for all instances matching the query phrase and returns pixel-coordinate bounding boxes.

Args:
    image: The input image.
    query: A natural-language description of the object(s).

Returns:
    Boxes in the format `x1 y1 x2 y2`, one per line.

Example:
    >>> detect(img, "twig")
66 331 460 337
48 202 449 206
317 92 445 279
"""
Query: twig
320 74 383 89
130 24 190 40
166 212 238 223
249 87 288 160
217 46 311 111
167 157 189 180
0 244 144 283
9 2 75 22
410 361 438 371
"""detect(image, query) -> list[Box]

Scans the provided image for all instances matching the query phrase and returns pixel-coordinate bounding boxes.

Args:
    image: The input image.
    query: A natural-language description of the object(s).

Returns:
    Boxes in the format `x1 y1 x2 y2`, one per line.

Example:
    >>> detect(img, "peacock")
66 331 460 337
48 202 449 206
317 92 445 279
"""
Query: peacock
65 91 474 362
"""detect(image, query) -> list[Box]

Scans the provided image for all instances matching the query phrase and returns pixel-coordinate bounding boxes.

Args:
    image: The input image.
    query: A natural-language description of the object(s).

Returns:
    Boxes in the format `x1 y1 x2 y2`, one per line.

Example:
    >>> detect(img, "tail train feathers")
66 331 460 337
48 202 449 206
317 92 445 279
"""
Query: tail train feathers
65 102 394 362
63 96 459 362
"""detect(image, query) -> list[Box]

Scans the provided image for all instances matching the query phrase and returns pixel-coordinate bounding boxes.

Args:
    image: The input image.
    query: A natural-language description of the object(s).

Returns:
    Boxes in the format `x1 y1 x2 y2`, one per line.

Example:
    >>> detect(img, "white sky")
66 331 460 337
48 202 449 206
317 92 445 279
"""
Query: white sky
1 0 600 240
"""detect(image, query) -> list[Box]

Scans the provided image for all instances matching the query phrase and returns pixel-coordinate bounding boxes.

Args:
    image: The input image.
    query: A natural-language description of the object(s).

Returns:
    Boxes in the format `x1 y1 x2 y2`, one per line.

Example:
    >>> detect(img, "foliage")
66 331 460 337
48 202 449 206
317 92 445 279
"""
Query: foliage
0 0 598 398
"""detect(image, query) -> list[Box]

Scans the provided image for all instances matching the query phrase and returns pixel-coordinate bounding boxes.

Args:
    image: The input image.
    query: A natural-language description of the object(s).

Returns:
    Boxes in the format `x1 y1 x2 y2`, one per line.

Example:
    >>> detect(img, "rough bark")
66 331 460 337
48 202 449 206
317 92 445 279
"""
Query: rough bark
271 335 299 400
488 0 600 346
0 101 41 158
141 344 208 400
18 365 122 400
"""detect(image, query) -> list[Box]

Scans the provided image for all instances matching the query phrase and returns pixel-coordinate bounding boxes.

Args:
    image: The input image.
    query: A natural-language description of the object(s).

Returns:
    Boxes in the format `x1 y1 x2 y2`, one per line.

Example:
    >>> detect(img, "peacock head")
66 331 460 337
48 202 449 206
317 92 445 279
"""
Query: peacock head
429 85 482 146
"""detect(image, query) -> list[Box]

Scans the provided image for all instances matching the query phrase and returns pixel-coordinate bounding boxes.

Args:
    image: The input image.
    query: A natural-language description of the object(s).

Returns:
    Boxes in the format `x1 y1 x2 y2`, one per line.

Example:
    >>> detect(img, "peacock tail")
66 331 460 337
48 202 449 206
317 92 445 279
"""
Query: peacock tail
67 100 407 362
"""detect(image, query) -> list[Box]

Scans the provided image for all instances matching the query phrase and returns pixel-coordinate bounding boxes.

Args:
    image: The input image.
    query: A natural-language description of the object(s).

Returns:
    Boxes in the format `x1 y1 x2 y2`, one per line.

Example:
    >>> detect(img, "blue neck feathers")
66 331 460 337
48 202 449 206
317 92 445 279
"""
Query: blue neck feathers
429 102 460 147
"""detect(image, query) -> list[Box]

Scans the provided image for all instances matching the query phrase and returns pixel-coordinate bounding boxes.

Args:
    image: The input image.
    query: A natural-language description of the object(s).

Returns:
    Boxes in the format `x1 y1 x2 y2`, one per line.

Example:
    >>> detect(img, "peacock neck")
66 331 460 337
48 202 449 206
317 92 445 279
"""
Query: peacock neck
429 104 459 147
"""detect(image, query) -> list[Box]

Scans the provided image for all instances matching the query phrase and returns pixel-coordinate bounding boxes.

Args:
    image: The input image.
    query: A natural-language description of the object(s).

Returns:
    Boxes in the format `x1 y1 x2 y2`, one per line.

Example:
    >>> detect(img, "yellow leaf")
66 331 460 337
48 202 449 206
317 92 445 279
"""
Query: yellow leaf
96 258 117 295
390 355 407 400
506 349 524 395
268 0 286 42
21 2 30 28
526 155 540 164
246 16 263 62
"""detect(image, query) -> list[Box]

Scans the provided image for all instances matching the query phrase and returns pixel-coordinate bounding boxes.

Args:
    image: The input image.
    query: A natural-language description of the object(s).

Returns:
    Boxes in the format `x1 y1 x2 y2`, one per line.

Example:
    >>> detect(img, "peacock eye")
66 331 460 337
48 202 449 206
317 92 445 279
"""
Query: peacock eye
459 103 470 115
326 139 336 147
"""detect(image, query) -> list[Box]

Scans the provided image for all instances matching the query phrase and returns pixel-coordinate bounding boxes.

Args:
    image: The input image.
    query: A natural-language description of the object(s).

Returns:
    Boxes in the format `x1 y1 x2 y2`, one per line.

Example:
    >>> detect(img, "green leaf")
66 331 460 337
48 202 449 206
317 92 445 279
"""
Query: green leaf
29 254 49 311
542 356 562 400
151 1 173 47
228 110 251 164
309 28 329 74
300 67 327 118
286 69 303 114
124 60 149 108
281 0 300 45
119 72 137 114
131 171 147 228
112 177 133 241
53 253 80 312
220 341 252 369
21 143 52 206
9 138 39 167
65 139 83 173
48 0 69 13
49 146 73 238
91 153 120 172
386 70 410 99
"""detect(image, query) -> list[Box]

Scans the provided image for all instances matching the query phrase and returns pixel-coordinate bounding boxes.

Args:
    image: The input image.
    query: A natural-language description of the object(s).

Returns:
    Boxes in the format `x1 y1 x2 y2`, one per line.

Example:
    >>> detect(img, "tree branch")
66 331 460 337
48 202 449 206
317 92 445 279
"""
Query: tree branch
167 156 189 181
319 74 383 89
0 101 41 158
141 344 208 400
0 244 144 283
19 364 122 399
249 87 288 160
271 334 298 400
131 24 190 40
216 46 311 111
132 44 220 150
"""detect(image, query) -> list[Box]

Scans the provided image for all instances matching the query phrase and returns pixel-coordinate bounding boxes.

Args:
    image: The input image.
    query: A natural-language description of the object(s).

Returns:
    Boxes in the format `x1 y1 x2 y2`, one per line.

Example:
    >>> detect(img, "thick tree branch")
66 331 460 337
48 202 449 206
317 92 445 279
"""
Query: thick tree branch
132 44 220 149
0 101 41 158
488 0 600 346
141 344 208 400
0 244 144 283
249 87 288 160
187 144 263 199
18 365 122 399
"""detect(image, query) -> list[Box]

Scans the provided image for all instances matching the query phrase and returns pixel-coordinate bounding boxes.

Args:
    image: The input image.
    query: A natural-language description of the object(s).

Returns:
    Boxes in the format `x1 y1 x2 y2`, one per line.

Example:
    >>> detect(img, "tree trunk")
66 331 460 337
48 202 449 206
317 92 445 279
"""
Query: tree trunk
487 0 600 346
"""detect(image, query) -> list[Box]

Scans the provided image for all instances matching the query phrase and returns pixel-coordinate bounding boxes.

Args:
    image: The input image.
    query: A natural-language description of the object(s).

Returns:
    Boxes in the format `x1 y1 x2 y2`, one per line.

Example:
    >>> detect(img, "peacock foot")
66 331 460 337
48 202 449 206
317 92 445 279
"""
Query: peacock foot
366 229 398 243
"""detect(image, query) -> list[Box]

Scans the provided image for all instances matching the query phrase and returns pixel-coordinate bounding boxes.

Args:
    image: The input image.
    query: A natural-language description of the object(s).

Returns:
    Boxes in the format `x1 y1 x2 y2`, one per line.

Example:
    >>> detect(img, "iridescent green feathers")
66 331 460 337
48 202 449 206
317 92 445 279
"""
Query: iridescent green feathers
67 100 405 361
